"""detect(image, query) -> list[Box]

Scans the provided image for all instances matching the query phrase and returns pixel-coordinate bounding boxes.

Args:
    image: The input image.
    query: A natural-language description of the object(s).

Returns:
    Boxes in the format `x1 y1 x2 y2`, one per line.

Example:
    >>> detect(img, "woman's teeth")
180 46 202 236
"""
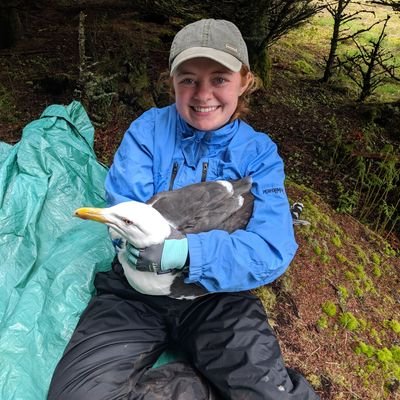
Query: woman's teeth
193 106 218 113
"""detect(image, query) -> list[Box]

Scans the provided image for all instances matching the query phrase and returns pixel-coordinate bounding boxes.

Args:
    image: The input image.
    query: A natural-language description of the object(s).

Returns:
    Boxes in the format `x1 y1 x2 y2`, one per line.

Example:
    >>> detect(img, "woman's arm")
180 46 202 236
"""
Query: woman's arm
105 110 156 206
185 140 298 292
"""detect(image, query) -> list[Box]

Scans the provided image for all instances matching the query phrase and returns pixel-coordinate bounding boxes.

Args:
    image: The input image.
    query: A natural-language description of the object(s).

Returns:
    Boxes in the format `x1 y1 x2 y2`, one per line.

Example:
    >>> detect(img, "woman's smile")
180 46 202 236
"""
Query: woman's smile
173 58 248 131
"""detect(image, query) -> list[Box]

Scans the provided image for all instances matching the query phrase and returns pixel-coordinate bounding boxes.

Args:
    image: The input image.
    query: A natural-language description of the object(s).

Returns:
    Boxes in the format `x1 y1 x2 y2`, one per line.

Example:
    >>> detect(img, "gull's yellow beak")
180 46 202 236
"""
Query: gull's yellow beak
74 207 108 223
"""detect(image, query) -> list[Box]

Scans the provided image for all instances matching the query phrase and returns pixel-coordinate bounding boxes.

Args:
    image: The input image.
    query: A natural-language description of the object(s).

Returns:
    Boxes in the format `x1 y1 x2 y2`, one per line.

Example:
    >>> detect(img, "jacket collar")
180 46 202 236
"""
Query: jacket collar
174 105 239 167
176 105 239 145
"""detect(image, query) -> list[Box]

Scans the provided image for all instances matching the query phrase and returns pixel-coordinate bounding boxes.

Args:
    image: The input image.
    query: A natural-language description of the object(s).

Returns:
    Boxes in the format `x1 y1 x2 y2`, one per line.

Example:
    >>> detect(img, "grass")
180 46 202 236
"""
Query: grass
272 1 400 102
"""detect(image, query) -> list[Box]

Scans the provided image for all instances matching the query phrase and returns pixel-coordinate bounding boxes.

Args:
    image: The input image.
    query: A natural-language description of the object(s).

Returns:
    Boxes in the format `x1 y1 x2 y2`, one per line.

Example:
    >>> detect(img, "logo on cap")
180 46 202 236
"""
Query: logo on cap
225 44 238 53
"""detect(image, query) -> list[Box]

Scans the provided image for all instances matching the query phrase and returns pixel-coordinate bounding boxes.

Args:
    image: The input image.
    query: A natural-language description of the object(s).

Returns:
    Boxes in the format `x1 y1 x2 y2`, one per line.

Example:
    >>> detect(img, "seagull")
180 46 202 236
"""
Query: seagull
74 177 254 299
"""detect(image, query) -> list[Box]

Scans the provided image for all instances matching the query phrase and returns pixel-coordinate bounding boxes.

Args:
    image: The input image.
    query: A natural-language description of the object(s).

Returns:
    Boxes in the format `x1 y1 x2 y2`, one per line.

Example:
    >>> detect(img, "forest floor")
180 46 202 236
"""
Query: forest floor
0 4 399 400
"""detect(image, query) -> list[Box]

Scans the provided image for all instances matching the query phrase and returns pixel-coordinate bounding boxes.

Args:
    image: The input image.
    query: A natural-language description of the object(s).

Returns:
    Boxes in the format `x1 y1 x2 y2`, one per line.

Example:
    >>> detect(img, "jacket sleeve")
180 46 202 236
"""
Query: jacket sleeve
185 139 298 292
105 110 156 206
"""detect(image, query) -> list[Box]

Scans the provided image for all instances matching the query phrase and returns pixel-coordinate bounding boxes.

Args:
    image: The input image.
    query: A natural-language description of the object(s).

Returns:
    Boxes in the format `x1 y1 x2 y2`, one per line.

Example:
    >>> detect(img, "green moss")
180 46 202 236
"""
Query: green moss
345 270 356 281
306 373 322 389
253 286 276 312
363 277 376 293
359 318 368 330
355 341 376 358
376 348 393 363
331 235 342 247
340 312 360 331
354 286 364 298
293 59 316 75
322 300 337 317
354 244 369 264
313 245 322 256
372 265 382 277
336 252 348 263
320 254 331 264
391 345 400 362
354 264 366 277
371 252 381 265
384 243 396 257
338 285 349 300
384 319 400 334
317 315 329 330
370 328 382 346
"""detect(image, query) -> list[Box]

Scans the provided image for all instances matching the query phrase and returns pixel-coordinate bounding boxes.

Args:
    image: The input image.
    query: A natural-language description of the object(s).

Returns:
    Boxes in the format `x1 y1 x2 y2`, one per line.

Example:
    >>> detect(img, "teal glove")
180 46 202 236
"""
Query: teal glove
126 238 189 273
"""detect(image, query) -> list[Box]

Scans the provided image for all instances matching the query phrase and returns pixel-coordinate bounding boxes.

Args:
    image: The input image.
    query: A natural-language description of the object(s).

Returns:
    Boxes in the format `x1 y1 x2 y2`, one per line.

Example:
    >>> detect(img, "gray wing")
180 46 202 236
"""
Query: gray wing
147 177 254 234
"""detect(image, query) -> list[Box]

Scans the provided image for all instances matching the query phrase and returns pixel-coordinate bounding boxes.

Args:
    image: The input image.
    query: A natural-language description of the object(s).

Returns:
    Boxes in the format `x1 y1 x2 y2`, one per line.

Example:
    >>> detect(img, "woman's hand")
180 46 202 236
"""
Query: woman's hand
126 238 188 274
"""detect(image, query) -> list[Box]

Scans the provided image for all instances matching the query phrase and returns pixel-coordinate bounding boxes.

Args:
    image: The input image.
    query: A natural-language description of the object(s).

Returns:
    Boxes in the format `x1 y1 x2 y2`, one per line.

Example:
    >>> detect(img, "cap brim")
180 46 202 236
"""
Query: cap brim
170 47 242 75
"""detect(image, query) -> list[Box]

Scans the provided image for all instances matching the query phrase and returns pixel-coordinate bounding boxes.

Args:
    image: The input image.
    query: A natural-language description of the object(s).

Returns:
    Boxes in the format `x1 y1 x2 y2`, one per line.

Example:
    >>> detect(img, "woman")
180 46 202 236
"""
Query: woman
48 18 319 400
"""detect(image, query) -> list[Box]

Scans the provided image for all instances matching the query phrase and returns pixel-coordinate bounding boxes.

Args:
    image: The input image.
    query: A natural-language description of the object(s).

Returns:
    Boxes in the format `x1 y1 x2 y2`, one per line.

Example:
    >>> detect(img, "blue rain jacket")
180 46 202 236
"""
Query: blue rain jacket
105 104 298 292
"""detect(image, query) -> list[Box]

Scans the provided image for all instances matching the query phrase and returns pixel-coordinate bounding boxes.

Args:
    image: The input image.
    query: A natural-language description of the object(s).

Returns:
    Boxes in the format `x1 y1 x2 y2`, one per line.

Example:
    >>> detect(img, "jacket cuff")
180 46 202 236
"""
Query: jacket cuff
185 233 203 283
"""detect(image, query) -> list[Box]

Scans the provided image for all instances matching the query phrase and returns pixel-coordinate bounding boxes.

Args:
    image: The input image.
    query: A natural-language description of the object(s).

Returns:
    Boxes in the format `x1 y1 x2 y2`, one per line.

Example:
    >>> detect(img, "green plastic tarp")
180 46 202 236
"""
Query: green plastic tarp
0 101 115 400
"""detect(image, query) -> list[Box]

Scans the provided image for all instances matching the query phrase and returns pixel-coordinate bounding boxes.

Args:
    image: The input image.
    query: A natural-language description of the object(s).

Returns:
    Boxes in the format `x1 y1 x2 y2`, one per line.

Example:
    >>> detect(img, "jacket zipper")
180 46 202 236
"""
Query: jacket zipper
201 162 208 182
169 162 179 191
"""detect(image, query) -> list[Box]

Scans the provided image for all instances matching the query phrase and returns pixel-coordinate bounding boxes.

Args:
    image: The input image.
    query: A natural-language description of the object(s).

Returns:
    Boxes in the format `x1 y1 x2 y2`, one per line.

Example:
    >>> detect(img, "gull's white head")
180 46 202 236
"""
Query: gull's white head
74 200 171 248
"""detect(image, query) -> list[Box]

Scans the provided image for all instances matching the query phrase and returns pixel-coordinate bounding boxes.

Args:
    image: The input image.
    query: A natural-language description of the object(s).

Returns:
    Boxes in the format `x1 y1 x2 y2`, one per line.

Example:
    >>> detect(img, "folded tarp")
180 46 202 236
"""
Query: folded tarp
0 101 115 400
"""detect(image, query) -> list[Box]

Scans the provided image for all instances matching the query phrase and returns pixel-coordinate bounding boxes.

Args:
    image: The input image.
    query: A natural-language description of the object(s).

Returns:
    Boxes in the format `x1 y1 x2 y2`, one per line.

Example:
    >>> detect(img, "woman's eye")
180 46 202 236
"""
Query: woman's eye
181 78 195 85
214 77 226 85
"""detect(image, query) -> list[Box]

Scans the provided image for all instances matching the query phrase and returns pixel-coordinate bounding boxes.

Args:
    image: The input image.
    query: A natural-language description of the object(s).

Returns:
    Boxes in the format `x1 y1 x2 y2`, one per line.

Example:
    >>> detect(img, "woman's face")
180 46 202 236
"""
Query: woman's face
172 58 249 131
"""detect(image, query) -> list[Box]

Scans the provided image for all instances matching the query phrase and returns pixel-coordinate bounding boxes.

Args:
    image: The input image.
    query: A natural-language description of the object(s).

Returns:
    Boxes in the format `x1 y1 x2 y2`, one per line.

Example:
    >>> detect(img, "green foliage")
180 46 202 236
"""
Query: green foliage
336 182 359 214
383 243 397 257
293 59 316 75
371 252 381 265
313 245 322 256
370 328 382 346
336 252 348 263
356 341 376 358
355 343 400 377
372 265 382 278
202 0 321 86
317 315 329 330
332 143 400 239
322 300 337 317
0 83 17 124
354 244 368 264
337 285 349 301
340 312 360 331
286 182 399 396
392 346 400 363
252 286 277 313
345 270 356 281
376 347 393 363
331 235 342 247
384 319 400 334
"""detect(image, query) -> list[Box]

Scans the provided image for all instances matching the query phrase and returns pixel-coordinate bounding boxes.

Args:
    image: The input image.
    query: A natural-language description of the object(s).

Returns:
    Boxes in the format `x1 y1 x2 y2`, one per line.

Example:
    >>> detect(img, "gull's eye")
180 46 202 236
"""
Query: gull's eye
122 218 133 225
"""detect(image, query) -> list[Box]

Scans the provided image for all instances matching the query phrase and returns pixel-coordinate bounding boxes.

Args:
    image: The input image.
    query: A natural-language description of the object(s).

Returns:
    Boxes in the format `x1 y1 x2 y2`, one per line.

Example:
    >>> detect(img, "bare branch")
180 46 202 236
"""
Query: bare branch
339 19 383 41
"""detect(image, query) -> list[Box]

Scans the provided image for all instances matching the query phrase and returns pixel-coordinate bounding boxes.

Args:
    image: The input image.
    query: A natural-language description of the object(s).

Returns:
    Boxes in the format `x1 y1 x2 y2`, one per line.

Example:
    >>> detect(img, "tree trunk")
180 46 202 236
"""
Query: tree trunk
321 15 341 82
0 6 23 49
250 45 272 88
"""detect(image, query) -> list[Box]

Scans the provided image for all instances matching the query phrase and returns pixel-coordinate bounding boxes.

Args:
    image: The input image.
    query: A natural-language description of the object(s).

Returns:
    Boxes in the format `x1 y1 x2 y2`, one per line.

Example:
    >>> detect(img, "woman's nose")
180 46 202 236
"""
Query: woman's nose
194 82 212 101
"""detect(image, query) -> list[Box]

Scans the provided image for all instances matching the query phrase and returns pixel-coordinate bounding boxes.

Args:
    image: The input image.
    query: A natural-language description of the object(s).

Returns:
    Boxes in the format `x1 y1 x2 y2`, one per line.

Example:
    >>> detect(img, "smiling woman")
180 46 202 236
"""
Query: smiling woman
48 18 319 400
173 58 251 131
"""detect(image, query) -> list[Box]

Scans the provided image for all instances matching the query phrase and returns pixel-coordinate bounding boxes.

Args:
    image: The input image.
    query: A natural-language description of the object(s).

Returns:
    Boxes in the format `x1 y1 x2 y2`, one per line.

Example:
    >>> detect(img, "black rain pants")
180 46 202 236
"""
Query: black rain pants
47 260 319 400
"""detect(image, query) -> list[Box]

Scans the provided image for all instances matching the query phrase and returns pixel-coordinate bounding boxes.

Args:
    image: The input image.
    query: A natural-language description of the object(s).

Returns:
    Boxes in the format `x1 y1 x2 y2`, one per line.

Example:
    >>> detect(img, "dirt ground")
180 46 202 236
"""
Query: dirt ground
1 4 399 399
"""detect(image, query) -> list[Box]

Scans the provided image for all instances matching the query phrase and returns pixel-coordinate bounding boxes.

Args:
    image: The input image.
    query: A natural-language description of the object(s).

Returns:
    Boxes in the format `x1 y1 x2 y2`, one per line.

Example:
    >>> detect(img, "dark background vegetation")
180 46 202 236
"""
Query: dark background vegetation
0 1 399 399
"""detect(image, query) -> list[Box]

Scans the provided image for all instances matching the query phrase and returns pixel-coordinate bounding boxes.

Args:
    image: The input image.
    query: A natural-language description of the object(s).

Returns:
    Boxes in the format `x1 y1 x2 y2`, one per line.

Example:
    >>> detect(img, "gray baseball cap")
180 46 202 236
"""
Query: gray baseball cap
169 19 250 75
